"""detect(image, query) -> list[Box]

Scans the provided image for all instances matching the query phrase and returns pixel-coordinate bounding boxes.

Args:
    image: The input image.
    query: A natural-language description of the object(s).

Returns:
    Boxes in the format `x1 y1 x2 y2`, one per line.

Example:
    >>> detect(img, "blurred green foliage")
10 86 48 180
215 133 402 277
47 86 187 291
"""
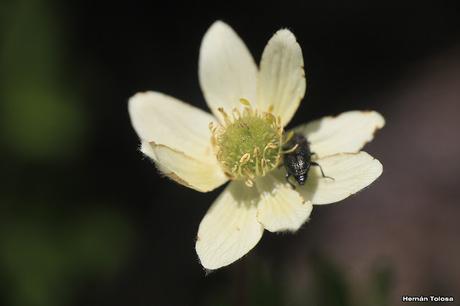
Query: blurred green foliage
310 254 350 306
0 0 86 161
367 262 393 306
0 1 133 305
0 204 134 306
307 254 393 306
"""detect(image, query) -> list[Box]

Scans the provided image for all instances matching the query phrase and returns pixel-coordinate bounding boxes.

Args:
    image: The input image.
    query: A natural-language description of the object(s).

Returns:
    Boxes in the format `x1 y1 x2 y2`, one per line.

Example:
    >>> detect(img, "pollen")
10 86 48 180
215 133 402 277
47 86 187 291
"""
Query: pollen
210 99 284 187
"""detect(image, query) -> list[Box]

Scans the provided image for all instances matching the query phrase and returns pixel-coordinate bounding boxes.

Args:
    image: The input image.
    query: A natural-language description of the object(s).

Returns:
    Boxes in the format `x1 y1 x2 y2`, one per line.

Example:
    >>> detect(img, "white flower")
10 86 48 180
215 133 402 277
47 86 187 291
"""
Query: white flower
128 21 385 270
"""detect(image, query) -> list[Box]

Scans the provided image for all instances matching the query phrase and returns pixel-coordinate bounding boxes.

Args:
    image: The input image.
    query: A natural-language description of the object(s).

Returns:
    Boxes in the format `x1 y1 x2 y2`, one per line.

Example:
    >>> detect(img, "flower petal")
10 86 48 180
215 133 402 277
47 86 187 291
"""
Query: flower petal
140 140 157 160
129 91 216 161
256 170 312 232
257 29 306 126
294 111 385 158
196 181 264 270
297 152 383 205
144 142 228 192
199 21 257 120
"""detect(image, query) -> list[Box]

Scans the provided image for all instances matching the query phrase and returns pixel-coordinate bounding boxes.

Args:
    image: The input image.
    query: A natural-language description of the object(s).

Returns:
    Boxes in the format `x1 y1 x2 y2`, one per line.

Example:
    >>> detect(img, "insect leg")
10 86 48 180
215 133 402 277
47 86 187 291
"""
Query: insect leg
281 143 298 154
311 162 335 181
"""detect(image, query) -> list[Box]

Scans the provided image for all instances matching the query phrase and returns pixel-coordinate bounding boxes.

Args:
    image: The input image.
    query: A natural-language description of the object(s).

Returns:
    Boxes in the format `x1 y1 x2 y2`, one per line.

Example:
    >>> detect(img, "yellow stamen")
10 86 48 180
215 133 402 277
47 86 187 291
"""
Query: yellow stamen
209 99 284 184
239 98 251 106
239 153 251 164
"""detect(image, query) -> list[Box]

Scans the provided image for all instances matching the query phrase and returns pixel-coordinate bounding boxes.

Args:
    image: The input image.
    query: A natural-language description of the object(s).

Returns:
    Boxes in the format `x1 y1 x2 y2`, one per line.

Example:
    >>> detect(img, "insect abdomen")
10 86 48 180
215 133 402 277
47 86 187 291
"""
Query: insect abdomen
282 134 311 184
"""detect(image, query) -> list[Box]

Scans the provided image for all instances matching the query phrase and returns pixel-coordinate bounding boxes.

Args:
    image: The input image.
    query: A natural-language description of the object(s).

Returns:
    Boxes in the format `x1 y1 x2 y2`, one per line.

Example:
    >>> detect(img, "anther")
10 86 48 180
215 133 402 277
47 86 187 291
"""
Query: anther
239 153 251 164
218 107 232 125
239 98 251 106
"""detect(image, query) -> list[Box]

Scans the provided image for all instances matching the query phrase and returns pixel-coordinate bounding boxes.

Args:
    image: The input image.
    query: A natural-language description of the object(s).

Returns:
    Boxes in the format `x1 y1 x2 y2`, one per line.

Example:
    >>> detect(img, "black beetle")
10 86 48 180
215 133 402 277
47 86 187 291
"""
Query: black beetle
282 133 332 188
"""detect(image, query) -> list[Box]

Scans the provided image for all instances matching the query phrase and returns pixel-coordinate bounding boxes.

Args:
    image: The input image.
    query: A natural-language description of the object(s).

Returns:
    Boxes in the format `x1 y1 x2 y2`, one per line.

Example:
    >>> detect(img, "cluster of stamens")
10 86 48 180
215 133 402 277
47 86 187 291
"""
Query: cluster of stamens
209 99 284 187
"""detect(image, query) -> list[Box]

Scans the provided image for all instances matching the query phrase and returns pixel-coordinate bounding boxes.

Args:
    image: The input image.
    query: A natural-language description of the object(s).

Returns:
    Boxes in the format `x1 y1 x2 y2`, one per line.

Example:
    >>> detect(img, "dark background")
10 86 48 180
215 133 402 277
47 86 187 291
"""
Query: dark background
1 1 460 305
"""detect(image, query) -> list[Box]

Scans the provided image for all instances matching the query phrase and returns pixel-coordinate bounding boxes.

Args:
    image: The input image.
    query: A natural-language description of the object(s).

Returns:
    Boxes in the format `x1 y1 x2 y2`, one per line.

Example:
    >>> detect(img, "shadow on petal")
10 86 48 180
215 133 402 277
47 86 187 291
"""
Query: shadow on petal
227 180 261 210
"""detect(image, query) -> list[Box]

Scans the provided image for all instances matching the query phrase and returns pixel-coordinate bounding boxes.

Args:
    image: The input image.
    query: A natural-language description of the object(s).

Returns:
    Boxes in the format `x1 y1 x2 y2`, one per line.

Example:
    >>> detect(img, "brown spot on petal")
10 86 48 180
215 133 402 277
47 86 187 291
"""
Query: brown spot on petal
166 172 193 188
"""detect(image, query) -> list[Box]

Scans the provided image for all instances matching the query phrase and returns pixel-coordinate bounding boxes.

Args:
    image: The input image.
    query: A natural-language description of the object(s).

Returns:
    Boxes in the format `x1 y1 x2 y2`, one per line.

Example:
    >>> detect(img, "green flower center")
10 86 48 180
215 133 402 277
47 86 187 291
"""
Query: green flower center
210 99 283 187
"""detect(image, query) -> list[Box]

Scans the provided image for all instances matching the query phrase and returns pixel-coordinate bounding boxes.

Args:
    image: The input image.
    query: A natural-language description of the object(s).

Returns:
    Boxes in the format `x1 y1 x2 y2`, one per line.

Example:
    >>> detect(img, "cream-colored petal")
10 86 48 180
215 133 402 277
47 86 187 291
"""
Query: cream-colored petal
140 140 157 160
128 91 216 161
146 143 228 193
257 29 306 126
199 21 257 121
297 152 382 205
196 181 264 270
294 111 385 158
256 170 312 232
